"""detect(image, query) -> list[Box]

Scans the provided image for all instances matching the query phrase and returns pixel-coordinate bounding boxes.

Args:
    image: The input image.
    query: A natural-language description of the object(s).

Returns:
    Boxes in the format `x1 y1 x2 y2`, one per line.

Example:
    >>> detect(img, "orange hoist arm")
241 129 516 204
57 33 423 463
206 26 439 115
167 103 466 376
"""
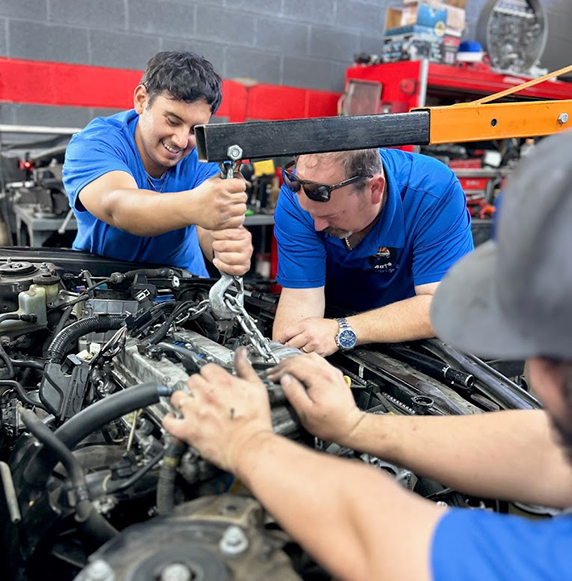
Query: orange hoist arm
416 64 572 144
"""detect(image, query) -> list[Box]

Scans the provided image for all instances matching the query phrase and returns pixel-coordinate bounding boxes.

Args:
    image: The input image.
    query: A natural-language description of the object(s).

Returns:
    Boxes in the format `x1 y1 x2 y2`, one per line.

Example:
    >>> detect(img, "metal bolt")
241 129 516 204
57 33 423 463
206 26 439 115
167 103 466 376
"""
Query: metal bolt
160 563 192 581
226 145 243 161
84 559 115 581
219 525 249 555
558 113 569 125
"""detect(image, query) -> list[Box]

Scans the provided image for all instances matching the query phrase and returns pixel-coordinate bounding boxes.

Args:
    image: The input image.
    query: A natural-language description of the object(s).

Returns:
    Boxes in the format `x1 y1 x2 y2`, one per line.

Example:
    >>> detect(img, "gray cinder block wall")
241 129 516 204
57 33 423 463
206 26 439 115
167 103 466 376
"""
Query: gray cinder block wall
1 0 571 128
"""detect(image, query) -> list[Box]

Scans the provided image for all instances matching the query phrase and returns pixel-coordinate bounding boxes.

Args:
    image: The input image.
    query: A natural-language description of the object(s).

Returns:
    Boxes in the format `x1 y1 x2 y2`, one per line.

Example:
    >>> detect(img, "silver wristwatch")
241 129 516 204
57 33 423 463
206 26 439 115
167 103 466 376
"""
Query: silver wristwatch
334 317 357 351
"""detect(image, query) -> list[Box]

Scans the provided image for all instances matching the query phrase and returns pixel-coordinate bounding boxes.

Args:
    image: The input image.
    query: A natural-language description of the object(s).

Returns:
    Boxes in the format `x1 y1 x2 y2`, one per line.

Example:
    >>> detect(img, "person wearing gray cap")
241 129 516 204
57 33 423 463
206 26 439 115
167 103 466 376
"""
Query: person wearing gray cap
163 131 572 581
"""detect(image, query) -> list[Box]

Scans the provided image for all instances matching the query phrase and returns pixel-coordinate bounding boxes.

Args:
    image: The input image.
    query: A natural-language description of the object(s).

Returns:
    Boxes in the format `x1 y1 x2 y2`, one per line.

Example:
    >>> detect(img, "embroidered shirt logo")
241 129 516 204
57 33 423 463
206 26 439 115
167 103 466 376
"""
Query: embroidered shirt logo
369 246 399 274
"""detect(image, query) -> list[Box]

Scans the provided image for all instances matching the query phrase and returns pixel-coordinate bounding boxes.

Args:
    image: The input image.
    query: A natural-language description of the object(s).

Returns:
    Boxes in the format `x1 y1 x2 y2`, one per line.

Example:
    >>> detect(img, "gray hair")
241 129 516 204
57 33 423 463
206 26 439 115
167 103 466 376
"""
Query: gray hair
298 149 382 192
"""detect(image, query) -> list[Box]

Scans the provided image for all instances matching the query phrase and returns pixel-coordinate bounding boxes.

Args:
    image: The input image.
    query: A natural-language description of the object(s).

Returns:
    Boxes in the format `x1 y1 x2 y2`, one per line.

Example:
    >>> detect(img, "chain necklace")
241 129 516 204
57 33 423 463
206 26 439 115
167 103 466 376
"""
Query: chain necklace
145 171 169 193
343 237 353 251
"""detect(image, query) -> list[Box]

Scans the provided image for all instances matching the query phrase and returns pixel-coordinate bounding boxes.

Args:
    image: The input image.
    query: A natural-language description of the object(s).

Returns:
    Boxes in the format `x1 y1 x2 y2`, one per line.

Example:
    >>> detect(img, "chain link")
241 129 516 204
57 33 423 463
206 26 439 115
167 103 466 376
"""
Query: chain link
175 299 210 325
223 294 279 364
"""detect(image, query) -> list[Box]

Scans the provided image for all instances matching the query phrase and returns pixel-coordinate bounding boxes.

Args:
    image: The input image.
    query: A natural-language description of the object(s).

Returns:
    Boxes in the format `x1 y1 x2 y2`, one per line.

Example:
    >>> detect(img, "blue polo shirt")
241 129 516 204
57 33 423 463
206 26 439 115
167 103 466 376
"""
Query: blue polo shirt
63 109 220 275
274 148 473 313
432 508 572 580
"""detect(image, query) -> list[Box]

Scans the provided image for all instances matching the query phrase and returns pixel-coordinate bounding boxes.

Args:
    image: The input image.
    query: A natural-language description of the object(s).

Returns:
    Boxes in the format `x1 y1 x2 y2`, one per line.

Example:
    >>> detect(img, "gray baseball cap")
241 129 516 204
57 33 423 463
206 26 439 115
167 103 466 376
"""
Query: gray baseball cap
431 130 572 360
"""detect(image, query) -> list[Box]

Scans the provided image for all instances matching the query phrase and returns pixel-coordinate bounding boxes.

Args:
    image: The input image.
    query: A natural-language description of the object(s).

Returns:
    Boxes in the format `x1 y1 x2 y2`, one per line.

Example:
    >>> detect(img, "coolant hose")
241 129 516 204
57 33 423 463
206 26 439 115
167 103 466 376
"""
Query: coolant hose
19 409 118 544
24 383 174 487
156 438 187 516
47 314 126 364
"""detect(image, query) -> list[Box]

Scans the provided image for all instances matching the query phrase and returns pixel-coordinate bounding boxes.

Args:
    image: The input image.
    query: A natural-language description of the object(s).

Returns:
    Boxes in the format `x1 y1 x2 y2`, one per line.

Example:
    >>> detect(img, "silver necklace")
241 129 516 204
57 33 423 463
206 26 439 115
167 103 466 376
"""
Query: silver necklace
343 237 352 251
146 172 169 193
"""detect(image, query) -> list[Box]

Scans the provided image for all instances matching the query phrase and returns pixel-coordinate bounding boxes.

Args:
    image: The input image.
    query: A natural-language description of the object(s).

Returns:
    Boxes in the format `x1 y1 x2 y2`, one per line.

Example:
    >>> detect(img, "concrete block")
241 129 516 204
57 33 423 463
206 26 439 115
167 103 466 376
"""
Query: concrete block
9 20 89 64
282 56 331 91
129 0 195 38
50 0 126 31
10 103 92 128
359 34 383 56
224 0 281 16
90 108 126 120
330 61 349 92
89 29 160 70
0 0 47 22
0 103 16 125
336 0 384 34
195 5 254 47
282 0 335 26
310 27 358 62
160 38 225 75
0 19 7 56
225 47 281 85
255 17 309 58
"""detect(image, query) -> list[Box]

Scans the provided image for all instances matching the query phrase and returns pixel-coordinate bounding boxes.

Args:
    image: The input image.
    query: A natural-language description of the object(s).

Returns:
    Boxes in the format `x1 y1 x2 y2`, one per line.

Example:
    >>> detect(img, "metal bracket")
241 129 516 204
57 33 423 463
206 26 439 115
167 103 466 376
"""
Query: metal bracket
195 112 430 162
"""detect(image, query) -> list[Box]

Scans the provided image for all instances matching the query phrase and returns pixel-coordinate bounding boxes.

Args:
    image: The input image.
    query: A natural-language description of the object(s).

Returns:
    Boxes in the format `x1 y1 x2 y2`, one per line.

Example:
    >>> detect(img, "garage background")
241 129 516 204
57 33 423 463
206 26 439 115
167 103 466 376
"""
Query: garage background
0 0 571 128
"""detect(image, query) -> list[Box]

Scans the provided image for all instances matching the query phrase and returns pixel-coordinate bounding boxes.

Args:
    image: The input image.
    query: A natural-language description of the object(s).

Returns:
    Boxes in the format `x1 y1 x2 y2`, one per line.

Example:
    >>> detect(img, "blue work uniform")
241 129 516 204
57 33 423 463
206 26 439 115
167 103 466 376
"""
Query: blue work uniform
63 109 219 276
432 508 572 580
274 149 474 313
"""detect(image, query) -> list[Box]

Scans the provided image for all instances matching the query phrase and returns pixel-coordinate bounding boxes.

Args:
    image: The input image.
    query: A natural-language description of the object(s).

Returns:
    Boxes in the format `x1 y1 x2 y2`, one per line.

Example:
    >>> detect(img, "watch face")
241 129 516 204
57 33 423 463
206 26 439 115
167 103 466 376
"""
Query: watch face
338 329 357 350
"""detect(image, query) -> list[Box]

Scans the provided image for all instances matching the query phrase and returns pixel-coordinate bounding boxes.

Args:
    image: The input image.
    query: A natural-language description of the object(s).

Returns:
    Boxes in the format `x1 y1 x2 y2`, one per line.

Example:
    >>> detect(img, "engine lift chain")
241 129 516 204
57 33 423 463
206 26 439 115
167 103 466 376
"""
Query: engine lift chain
208 145 278 364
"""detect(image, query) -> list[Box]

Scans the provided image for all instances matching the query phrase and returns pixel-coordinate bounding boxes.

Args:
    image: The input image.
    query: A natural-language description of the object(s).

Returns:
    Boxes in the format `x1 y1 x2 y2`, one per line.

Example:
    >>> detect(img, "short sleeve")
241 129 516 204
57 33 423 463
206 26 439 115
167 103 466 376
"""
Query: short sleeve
63 130 134 212
412 180 474 287
431 509 572 581
191 159 220 187
274 186 327 288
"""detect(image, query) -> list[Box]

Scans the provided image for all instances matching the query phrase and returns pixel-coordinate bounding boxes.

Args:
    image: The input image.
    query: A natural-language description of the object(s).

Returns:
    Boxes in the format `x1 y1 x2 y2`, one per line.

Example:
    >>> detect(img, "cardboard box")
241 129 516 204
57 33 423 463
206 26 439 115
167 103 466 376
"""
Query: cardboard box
385 2 448 32
392 0 466 33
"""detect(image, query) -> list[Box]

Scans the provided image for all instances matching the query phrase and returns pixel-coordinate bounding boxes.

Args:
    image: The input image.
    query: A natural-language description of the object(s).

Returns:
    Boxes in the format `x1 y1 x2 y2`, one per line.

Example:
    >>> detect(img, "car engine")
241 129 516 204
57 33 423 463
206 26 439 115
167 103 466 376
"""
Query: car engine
0 247 540 581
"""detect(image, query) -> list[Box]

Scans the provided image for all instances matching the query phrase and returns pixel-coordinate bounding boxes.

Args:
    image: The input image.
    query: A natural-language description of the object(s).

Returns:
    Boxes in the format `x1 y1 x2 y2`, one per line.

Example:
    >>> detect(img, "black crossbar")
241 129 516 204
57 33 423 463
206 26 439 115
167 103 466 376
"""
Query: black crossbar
195 111 431 162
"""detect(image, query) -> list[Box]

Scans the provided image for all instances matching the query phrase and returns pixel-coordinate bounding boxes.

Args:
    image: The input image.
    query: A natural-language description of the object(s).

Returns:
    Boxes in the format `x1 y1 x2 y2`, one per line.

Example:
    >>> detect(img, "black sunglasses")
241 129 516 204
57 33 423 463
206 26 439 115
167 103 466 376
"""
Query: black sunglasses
282 161 369 203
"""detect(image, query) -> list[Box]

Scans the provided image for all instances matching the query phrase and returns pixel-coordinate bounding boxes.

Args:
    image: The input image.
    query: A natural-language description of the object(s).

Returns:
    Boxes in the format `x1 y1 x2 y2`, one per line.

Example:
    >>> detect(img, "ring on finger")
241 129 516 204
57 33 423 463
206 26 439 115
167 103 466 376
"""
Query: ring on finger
301 346 309 353
175 392 194 411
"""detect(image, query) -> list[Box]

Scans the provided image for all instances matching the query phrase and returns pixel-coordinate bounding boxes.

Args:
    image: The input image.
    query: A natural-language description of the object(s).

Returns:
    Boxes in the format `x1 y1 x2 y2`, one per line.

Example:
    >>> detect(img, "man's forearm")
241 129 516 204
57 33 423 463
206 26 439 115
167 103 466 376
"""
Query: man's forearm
348 294 434 344
342 409 572 507
196 226 214 262
103 188 199 236
235 432 440 581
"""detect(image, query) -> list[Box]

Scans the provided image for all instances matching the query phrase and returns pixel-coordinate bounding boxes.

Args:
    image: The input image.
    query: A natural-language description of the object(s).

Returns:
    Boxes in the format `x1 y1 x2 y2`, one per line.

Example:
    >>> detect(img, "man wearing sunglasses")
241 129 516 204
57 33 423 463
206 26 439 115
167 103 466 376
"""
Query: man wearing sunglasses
272 148 474 356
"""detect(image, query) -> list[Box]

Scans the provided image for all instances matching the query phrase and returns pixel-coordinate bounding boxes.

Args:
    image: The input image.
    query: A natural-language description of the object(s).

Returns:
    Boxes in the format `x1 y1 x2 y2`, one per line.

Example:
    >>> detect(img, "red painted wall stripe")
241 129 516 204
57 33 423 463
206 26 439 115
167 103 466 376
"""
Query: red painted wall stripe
1 57 340 122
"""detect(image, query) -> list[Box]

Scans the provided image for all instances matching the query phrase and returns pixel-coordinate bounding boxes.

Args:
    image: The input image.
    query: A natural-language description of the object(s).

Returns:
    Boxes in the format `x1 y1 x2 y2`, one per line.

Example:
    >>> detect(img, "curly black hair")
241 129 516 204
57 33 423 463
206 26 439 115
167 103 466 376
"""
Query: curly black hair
140 51 222 114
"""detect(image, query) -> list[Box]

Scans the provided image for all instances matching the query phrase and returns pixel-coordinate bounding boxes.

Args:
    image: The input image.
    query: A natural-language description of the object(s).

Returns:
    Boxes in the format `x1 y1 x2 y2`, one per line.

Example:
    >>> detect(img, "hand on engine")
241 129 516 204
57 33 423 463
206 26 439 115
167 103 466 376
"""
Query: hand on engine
267 353 365 445
211 226 253 276
162 347 274 472
277 317 339 357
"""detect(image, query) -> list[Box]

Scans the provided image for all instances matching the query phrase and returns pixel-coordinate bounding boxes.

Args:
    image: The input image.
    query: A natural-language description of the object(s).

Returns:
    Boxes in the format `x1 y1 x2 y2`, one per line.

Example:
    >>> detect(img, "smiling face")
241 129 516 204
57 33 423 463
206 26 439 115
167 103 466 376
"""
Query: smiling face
295 155 385 237
134 86 212 177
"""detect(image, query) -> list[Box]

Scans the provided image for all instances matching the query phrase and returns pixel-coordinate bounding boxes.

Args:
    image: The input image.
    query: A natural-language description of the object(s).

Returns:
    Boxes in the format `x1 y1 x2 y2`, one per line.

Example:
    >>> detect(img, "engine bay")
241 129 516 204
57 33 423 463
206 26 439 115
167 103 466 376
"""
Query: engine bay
0 248 540 581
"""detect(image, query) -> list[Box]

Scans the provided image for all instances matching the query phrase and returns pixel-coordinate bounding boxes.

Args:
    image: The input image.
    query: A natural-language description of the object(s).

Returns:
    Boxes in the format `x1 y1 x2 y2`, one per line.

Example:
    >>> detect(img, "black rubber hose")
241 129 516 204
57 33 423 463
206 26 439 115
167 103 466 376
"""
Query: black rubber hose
109 268 176 284
0 344 15 379
0 379 48 411
51 305 74 338
19 409 117 544
106 450 164 493
156 438 186 516
426 340 538 410
11 359 44 371
47 314 126 364
385 345 475 392
24 383 174 487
